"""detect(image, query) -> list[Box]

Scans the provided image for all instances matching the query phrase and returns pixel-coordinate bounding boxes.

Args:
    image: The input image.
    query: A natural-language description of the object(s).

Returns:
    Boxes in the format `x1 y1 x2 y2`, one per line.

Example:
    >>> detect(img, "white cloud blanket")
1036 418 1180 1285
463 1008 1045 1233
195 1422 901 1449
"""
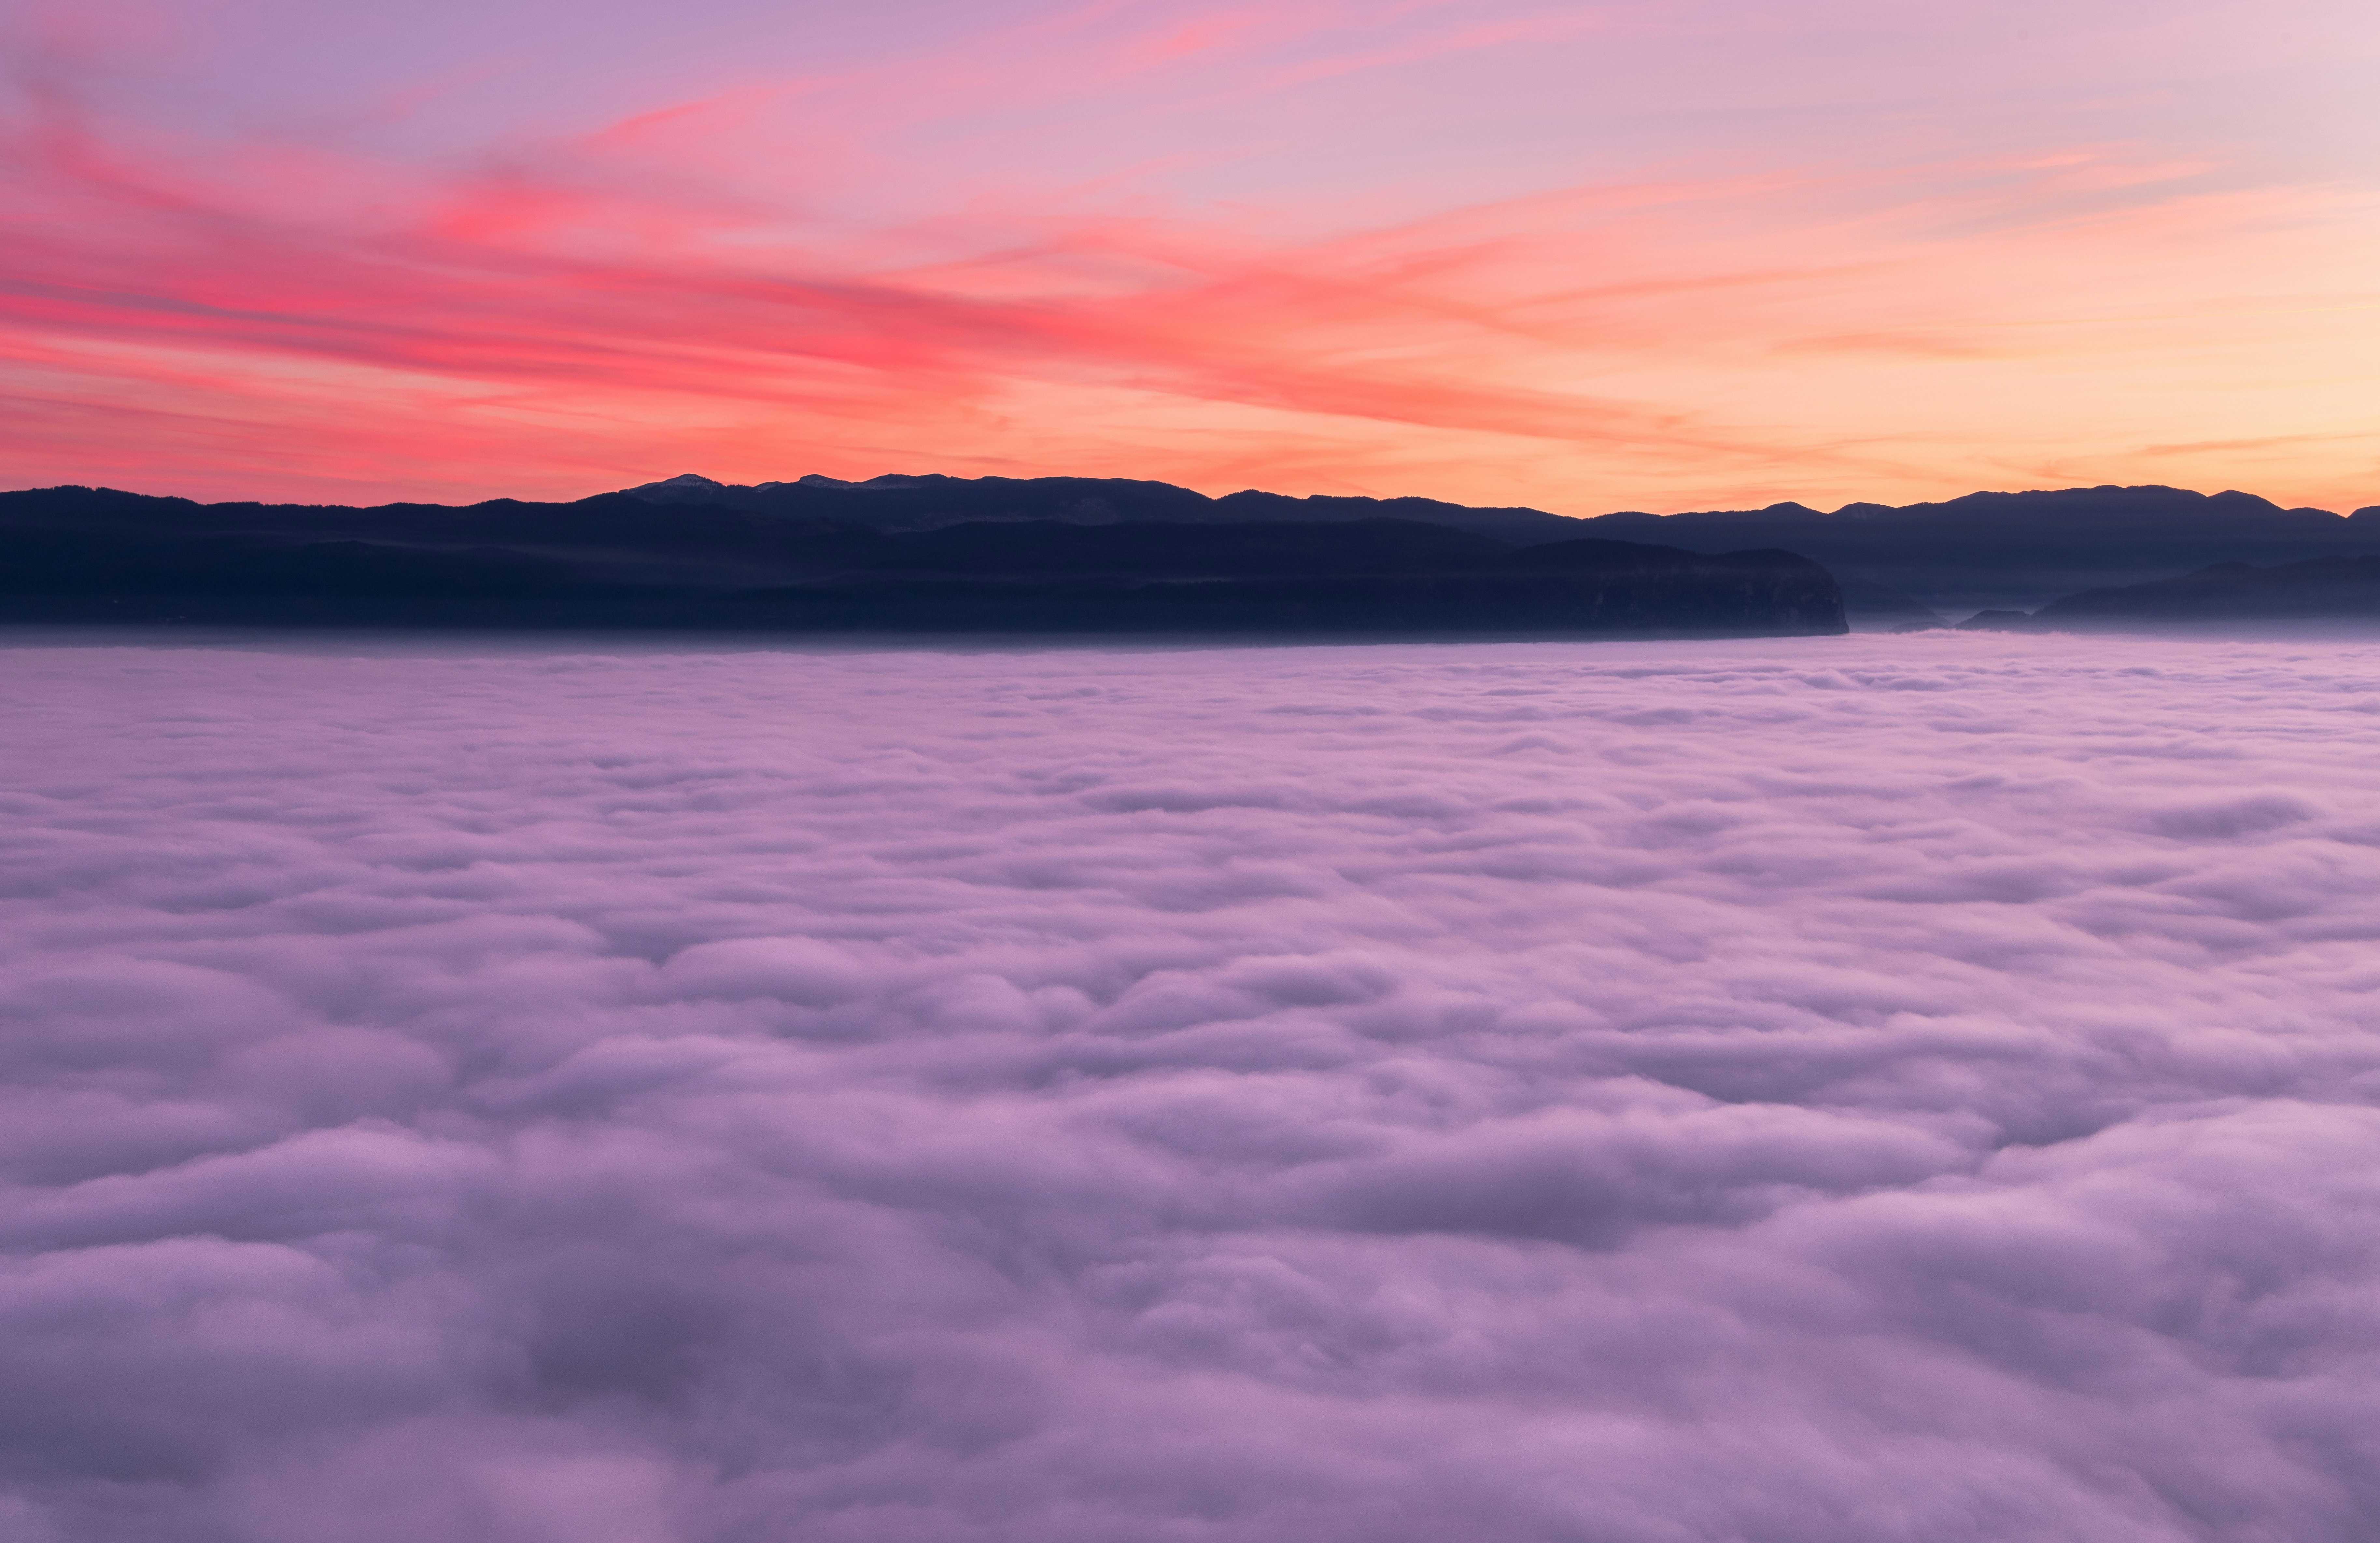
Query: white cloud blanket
4 633 2377 1541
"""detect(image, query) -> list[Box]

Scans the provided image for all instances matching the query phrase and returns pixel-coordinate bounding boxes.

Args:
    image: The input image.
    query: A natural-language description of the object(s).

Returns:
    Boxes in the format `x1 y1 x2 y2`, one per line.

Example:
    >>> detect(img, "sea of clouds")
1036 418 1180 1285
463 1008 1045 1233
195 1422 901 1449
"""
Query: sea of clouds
4 632 2379 1542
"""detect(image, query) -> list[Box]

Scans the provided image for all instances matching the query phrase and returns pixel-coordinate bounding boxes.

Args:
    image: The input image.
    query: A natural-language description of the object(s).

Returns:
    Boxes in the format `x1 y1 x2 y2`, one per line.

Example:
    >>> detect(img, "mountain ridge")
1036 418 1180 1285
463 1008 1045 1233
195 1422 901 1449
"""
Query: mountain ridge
620 473 2380 619
0 487 1845 638
11 472 2380 628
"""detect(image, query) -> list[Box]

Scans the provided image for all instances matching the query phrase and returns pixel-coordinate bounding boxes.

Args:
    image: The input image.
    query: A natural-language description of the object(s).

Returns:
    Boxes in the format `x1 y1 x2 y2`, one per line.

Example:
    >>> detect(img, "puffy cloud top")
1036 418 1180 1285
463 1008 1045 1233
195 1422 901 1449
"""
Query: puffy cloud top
4 633 2379 1541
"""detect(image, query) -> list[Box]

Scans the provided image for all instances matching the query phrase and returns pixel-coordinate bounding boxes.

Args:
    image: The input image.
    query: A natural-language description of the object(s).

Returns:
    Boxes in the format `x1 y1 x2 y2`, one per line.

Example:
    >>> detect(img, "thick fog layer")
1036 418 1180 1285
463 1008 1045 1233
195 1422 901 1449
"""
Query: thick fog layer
5 635 2379 1542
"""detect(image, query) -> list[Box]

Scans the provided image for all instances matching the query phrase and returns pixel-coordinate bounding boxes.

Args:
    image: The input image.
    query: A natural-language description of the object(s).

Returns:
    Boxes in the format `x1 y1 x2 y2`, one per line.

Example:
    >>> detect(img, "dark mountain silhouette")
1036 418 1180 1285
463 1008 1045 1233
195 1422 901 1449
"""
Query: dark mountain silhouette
620 474 2380 623
1569 486 2380 619
627 472 1224 532
2021 555 2380 627
20 469 2376 635
5 485 894 583
0 486 1844 637
622 472 1584 545
872 517 1508 577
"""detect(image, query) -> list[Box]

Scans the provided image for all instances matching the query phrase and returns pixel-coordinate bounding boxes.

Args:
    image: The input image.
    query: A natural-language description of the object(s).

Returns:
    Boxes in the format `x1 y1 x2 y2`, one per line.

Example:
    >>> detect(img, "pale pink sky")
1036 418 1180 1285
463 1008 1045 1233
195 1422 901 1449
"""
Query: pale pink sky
3 0 2376 511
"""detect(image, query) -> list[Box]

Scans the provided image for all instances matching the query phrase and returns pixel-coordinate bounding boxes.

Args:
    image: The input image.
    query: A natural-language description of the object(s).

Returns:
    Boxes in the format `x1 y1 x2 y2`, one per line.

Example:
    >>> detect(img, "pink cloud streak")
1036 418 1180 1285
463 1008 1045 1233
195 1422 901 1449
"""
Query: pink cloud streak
2 1 2376 509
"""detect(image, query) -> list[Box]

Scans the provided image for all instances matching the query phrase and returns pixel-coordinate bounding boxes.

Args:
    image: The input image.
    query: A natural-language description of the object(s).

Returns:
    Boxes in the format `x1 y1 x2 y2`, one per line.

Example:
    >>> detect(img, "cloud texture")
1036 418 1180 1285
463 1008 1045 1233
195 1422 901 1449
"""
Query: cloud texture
5 632 2380 1540
5 0 2379 510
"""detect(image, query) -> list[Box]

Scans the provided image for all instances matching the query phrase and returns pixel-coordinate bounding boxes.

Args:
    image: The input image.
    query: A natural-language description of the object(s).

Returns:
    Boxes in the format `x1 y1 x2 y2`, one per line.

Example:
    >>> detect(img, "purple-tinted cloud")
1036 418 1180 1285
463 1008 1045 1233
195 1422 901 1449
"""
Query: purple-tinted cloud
4 633 2380 1540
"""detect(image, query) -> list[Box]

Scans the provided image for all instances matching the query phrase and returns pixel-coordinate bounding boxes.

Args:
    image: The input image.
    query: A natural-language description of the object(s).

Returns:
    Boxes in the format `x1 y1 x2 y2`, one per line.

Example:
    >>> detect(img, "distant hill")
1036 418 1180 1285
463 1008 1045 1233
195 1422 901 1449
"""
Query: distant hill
2025 555 2380 627
1568 486 2380 619
0 486 1844 638
620 474 2380 623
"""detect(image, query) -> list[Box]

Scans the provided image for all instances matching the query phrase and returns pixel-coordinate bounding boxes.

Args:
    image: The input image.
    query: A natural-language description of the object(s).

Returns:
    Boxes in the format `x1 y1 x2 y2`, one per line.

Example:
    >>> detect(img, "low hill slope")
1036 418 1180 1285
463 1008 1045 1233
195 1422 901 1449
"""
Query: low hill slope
2031 555 2380 626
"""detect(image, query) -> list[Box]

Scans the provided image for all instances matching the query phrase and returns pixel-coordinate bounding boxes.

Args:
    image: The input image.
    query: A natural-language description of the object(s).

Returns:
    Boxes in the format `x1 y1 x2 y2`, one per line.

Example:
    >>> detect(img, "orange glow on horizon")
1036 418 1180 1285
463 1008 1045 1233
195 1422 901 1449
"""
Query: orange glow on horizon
4 1 2377 514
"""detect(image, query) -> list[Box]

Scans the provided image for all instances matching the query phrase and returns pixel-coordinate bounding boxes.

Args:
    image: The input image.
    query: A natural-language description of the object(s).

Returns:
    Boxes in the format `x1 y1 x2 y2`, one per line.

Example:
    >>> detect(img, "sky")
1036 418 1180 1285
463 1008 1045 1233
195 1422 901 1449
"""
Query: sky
7 633 2380 1540
3 0 2378 511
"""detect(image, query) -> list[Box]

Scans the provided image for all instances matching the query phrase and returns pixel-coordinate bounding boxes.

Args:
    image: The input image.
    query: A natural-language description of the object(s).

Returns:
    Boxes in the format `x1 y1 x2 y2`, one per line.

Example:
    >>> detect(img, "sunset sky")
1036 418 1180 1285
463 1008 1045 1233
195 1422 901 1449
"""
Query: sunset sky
5 0 2376 512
